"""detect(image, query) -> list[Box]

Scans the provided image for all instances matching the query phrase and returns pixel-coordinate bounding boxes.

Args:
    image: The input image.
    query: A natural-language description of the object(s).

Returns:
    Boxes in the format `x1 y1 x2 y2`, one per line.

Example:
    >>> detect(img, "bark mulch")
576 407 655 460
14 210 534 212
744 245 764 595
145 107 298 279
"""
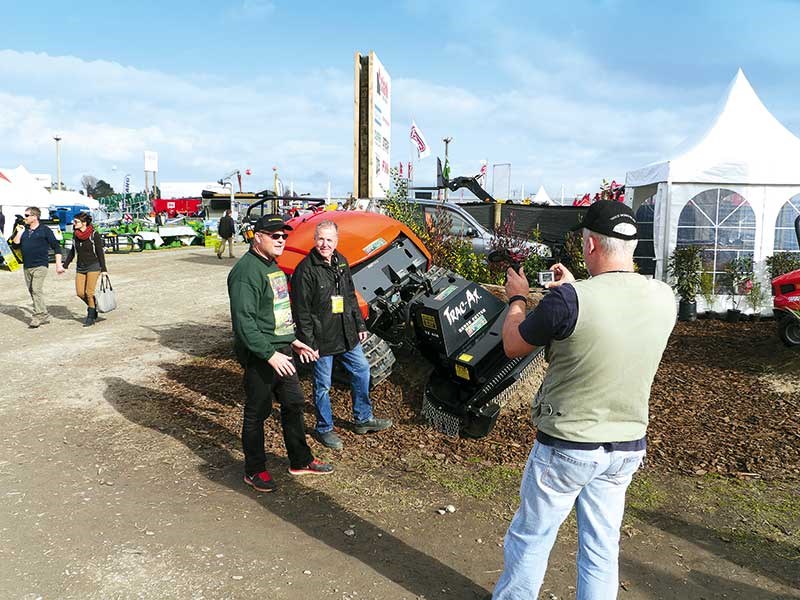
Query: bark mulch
154 318 799 481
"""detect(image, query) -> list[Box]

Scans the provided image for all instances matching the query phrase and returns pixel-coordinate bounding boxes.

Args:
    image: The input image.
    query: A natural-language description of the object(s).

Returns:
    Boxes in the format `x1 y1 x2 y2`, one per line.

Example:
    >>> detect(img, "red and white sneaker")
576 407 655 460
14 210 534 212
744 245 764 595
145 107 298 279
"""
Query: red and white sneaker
244 470 277 492
288 459 334 476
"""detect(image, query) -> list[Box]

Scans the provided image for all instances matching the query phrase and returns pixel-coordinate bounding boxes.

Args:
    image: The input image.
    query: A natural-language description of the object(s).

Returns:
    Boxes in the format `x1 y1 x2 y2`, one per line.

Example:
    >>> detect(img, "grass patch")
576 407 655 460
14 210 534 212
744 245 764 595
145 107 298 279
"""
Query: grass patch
419 459 522 501
627 473 668 511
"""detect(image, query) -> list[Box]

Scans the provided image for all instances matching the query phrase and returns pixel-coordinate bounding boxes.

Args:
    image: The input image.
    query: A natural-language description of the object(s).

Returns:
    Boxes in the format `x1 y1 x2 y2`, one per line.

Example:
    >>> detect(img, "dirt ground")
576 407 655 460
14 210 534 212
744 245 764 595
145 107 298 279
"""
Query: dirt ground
1 245 798 600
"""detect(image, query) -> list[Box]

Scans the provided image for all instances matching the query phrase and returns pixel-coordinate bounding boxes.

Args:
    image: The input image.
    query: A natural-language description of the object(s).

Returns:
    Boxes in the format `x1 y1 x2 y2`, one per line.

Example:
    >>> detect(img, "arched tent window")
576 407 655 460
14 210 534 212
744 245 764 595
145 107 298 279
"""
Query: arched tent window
633 196 656 276
774 195 800 252
676 188 755 291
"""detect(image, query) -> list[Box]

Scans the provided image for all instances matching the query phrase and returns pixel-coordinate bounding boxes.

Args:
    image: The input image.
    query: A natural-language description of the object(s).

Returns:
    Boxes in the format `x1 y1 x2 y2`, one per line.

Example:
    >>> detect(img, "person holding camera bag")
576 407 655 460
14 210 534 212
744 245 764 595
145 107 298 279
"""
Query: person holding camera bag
492 201 676 599
63 212 107 327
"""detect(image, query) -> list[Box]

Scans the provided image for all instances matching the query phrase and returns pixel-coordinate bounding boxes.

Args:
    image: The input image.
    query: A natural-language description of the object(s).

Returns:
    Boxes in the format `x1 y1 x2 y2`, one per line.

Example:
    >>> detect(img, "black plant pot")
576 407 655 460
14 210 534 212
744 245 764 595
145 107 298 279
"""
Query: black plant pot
726 309 742 323
678 299 697 322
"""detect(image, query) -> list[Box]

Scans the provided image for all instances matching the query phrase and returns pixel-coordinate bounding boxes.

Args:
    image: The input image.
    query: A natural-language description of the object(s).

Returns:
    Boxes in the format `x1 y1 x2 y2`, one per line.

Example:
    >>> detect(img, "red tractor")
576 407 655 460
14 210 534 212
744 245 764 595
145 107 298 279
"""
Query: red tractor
772 215 800 347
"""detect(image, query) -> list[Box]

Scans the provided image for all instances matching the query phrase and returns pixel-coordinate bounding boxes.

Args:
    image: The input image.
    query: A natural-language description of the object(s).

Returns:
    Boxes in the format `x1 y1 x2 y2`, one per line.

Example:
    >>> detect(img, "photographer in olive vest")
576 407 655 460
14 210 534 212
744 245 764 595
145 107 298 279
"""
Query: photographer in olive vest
492 201 676 599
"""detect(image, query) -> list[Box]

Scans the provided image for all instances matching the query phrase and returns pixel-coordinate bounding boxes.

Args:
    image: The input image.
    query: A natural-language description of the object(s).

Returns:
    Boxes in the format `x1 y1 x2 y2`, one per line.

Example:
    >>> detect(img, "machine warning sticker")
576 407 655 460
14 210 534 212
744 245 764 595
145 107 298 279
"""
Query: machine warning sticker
362 238 386 255
457 353 473 363
464 314 487 338
434 285 458 302
421 314 437 330
455 364 470 380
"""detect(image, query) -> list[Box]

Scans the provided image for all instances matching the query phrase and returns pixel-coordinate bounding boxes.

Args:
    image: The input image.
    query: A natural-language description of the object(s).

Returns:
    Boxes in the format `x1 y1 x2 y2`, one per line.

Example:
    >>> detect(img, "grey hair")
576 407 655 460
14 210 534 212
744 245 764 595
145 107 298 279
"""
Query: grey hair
582 229 637 257
314 220 338 239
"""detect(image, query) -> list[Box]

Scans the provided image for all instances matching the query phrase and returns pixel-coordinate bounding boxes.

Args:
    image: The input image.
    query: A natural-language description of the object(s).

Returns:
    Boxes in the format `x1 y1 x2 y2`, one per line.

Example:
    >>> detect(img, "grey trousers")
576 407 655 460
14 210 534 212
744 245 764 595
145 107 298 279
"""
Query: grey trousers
23 266 48 316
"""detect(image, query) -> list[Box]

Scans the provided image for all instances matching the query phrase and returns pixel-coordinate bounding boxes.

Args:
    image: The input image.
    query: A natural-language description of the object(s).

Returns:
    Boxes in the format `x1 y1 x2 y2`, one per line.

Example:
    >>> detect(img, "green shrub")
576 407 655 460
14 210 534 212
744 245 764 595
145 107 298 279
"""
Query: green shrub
765 252 800 279
668 245 702 302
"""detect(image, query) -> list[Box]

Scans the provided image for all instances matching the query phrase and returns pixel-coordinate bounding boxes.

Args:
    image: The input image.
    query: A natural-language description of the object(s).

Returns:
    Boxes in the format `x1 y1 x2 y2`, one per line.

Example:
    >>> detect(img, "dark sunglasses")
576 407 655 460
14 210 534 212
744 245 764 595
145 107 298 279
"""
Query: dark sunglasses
24 213 32 217
258 231 289 240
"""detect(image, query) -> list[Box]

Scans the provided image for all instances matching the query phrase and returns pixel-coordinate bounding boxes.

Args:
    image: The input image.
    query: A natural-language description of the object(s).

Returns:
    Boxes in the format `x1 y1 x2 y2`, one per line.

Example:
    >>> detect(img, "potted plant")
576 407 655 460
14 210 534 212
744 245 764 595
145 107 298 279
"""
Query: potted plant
745 279 767 321
668 245 702 321
699 271 716 318
723 257 753 323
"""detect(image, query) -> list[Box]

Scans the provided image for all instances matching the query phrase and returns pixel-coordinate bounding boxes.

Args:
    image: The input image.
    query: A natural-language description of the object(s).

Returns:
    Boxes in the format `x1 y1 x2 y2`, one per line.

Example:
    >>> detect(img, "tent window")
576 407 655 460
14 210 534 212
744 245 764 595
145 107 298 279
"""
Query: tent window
677 188 755 292
774 196 800 252
634 197 656 275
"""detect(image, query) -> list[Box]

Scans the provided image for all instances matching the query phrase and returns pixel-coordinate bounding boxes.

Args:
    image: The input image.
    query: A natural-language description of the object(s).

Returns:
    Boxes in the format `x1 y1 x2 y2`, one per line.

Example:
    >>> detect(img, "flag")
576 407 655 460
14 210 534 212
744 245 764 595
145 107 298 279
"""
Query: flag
399 162 404 177
410 121 431 159
408 162 413 180
478 160 487 185
442 157 451 181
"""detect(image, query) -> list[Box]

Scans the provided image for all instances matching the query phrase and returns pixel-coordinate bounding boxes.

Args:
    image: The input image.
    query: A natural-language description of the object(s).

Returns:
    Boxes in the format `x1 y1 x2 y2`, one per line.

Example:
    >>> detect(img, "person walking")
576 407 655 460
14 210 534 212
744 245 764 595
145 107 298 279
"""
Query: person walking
217 209 236 259
227 214 334 493
12 206 64 328
291 220 392 451
492 201 676 599
63 212 107 327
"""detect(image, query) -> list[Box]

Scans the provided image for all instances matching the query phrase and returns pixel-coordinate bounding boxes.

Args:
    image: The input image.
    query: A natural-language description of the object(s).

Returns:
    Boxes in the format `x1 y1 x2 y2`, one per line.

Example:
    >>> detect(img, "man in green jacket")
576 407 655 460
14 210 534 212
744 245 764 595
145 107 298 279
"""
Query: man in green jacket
227 214 333 493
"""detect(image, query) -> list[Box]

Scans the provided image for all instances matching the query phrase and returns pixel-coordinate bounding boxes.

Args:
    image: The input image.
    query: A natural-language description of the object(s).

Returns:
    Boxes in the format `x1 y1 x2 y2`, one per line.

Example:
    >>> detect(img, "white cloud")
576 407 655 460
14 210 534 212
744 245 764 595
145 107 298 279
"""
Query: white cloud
0 40 757 199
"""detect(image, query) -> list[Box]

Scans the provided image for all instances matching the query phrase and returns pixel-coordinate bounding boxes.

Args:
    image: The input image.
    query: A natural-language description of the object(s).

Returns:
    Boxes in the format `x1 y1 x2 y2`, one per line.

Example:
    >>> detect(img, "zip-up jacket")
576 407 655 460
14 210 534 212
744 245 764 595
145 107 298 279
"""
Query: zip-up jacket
291 248 366 355
64 230 107 272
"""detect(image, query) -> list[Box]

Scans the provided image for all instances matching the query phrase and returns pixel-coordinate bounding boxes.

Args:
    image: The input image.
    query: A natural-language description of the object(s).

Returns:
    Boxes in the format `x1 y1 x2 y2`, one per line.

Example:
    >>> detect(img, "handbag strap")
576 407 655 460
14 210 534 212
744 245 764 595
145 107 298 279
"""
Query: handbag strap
100 273 113 292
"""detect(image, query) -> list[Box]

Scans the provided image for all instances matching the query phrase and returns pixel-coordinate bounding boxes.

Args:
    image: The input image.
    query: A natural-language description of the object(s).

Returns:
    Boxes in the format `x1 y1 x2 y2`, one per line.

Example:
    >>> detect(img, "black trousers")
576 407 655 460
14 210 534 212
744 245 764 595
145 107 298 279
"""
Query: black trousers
241 348 313 474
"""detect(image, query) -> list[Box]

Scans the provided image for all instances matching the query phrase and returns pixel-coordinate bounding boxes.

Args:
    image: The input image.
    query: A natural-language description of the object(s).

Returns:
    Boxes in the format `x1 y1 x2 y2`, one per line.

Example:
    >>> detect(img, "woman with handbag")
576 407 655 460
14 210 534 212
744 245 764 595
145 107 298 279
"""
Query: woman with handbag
63 212 107 327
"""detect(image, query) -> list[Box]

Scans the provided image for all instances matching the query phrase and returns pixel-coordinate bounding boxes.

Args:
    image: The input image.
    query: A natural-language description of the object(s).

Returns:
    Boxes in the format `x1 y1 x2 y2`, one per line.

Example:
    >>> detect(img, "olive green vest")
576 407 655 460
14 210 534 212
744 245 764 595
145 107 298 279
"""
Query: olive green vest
532 273 676 443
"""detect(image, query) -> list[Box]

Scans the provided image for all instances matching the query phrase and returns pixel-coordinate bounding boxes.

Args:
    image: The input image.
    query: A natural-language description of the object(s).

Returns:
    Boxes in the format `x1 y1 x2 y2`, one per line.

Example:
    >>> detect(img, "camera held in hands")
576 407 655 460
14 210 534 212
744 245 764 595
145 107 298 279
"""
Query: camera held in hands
537 271 555 286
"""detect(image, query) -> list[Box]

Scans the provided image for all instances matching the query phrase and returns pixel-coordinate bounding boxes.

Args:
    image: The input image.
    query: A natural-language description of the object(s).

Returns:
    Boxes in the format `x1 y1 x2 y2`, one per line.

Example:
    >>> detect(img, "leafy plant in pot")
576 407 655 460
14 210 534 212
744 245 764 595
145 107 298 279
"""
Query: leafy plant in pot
745 279 768 321
668 245 702 321
699 271 716 318
722 256 753 323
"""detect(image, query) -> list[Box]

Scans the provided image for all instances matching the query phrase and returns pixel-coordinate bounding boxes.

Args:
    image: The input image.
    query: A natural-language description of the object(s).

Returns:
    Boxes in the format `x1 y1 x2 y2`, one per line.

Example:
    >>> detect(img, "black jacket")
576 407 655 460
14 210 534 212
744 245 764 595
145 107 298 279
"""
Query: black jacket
291 248 366 355
218 215 235 239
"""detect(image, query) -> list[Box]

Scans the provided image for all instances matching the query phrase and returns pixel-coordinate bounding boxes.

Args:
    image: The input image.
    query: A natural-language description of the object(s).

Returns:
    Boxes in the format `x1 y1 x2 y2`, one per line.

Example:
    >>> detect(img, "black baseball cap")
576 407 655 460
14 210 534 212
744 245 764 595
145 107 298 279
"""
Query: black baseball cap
253 214 293 233
571 201 638 240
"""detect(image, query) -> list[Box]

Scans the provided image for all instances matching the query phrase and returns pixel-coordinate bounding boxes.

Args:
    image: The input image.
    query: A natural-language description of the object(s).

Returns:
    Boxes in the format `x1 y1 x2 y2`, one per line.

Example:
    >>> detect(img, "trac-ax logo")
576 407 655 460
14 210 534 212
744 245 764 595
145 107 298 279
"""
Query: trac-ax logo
443 289 482 326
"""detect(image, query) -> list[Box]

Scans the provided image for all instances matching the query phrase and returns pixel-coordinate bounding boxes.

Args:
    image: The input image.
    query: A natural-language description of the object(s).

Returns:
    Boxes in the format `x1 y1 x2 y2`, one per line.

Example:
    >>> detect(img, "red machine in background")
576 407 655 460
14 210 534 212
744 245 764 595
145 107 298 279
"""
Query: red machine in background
772 215 800 347
152 197 203 218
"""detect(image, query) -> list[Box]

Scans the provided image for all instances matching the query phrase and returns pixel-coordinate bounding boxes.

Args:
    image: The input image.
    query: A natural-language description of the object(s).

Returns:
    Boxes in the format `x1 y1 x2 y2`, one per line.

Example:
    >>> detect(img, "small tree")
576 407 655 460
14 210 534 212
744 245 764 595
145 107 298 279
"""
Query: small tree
562 231 589 279
723 257 753 311
81 175 98 196
699 271 715 311
745 280 768 314
93 179 115 198
667 245 702 303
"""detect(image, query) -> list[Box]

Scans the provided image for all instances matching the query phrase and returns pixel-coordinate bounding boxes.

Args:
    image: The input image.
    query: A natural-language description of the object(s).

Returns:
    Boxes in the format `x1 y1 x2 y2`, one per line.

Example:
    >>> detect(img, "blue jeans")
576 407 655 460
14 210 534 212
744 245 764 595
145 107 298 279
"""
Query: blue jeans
312 344 373 433
493 441 645 600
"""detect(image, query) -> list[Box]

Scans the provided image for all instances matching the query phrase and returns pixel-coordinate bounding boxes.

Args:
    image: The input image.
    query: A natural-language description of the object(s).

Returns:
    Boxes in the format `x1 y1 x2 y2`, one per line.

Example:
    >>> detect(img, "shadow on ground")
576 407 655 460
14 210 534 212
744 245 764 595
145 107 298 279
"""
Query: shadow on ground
630 507 800 592
144 321 233 358
103 375 490 599
177 254 239 267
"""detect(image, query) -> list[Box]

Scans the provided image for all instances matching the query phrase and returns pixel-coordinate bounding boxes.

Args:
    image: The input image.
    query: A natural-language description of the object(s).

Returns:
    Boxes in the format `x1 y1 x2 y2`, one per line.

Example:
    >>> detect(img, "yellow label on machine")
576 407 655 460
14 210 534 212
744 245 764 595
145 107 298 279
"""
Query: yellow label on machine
421 314 437 330
458 353 473 363
455 364 470 380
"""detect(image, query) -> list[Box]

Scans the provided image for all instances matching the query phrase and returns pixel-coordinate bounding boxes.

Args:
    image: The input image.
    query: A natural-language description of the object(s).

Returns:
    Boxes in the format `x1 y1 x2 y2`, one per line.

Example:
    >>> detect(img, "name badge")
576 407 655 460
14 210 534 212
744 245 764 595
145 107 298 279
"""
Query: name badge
331 295 344 314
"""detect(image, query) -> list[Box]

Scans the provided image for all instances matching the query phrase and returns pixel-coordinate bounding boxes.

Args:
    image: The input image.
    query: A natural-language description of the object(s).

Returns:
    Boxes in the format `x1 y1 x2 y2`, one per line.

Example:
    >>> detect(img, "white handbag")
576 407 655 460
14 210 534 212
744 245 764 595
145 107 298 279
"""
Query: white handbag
95 274 118 313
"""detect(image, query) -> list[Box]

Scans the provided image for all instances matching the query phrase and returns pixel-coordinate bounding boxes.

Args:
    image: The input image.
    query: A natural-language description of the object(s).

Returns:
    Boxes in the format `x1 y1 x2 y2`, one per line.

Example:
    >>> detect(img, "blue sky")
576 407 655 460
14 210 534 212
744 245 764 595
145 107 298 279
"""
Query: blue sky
3 0 800 199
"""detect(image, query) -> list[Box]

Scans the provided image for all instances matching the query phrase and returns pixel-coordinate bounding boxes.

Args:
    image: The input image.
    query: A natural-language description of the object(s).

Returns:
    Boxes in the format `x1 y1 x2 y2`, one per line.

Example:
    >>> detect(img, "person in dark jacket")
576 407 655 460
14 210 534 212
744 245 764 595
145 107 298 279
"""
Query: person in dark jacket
217 209 236 259
12 206 64 328
63 212 107 327
0 208 5 237
227 214 334 493
291 220 392 450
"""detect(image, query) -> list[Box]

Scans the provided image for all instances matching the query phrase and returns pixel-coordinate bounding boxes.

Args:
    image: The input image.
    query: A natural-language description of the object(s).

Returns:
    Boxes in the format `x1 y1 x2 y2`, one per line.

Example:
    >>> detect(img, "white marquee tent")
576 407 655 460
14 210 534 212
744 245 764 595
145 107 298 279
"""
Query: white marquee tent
0 165 54 238
532 185 554 205
626 69 800 294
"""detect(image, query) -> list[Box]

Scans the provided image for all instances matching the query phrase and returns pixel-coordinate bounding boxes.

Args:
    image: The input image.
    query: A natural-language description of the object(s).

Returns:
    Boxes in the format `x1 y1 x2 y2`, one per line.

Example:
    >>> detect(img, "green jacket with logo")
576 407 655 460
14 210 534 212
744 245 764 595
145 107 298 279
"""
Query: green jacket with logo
227 249 296 362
